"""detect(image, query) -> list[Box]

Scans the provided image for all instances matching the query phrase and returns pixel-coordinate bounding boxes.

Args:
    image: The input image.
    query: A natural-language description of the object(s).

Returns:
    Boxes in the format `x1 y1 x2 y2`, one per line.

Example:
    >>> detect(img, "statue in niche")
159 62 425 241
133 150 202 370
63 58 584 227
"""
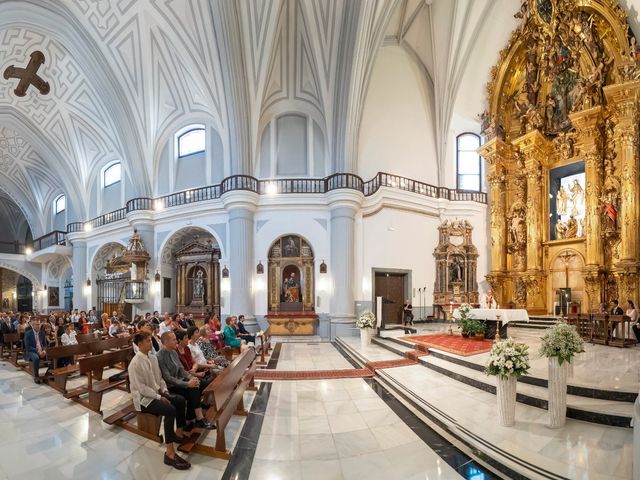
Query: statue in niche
509 210 526 245
449 256 463 283
282 272 299 302
569 179 584 216
193 270 204 299
555 220 568 239
565 215 579 238
556 186 568 215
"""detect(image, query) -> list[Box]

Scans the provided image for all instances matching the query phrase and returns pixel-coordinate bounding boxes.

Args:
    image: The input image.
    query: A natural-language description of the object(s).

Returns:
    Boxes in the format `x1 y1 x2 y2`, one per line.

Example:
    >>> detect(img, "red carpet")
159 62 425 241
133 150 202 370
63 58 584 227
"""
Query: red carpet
400 334 493 356
366 358 417 371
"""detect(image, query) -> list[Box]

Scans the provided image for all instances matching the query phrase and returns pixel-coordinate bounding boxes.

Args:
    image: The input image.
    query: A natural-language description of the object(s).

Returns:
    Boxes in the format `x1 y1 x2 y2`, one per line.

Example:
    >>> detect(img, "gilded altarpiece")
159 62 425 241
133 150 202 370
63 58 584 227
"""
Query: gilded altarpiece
175 241 220 316
479 0 640 314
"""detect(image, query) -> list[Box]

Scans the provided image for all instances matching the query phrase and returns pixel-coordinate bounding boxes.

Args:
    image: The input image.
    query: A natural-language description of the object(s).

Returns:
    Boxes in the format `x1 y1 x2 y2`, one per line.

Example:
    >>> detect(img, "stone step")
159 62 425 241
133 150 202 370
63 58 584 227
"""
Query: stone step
371 336 634 427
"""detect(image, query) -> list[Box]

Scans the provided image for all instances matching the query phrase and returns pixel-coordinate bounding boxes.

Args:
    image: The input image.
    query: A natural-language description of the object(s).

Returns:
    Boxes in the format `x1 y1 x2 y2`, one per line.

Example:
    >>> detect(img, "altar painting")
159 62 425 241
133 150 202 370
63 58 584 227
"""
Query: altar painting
550 164 585 240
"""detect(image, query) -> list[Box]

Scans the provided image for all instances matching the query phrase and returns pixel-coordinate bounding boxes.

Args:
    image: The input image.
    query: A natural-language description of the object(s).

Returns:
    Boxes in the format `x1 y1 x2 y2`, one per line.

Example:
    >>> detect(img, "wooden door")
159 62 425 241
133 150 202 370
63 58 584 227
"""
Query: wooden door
374 272 406 327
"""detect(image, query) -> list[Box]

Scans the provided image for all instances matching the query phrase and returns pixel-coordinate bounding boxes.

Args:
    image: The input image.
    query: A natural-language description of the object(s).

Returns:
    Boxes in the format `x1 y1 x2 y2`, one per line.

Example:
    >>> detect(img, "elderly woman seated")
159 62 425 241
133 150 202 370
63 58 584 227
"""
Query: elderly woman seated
194 325 229 369
223 316 245 348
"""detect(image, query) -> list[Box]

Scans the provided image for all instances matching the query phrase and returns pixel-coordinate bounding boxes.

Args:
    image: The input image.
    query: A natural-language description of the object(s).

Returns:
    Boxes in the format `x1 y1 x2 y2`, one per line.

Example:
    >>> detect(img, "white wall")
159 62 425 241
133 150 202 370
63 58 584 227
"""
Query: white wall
358 46 438 184
357 199 490 311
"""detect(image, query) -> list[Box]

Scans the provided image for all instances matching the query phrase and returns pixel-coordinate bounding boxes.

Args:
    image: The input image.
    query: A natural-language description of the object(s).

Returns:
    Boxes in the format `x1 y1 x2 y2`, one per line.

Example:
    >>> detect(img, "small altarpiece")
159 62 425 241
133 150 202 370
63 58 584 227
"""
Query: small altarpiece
266 235 317 335
433 220 479 318
175 241 220 317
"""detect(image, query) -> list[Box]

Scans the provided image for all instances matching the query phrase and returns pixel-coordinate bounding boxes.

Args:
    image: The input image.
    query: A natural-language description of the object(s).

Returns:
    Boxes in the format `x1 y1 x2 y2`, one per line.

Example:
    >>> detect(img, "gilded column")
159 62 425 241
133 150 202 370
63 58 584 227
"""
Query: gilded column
478 138 510 306
570 106 604 311
514 130 551 313
604 81 640 302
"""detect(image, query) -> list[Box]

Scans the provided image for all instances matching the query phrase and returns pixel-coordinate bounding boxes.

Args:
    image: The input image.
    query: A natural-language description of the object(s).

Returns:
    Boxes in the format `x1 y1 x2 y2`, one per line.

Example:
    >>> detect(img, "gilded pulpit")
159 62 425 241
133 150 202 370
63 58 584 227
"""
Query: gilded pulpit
480 0 640 314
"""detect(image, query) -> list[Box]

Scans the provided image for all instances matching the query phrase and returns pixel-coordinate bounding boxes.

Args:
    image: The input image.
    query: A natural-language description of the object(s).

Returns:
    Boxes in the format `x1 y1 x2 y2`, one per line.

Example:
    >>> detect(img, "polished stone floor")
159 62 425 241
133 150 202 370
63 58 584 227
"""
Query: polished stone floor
0 334 636 479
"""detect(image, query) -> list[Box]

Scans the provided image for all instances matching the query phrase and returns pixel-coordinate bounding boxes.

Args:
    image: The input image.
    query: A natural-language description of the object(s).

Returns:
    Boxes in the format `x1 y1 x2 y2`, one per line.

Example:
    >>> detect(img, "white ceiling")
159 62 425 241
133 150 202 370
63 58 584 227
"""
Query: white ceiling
1 0 639 237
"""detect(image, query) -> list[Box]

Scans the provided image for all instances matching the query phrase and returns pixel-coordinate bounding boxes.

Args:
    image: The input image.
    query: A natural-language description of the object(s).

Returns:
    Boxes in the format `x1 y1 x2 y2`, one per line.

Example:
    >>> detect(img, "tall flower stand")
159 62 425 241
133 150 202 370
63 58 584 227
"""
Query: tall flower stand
496 376 517 427
360 327 373 348
548 357 569 428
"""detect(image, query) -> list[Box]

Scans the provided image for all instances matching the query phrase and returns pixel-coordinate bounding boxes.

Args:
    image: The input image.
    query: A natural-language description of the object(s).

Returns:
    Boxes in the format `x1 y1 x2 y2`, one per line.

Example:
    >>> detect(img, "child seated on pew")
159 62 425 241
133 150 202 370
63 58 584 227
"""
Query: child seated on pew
61 323 78 346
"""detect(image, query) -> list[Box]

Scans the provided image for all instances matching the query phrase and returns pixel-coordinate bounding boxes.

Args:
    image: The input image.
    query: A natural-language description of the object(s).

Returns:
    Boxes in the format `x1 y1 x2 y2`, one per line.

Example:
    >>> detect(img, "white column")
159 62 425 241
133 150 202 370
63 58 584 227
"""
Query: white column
328 191 363 339
223 191 258 331
70 238 88 310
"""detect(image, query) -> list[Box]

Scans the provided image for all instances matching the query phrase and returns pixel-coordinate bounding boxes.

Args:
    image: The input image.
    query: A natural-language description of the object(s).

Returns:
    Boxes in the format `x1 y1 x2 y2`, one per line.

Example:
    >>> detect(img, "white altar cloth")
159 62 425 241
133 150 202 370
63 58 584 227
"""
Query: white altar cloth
454 308 529 324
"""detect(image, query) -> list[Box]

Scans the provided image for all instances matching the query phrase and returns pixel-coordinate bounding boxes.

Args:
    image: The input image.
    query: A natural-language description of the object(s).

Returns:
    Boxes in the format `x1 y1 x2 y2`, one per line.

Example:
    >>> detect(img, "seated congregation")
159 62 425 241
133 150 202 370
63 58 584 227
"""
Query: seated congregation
0 309 266 471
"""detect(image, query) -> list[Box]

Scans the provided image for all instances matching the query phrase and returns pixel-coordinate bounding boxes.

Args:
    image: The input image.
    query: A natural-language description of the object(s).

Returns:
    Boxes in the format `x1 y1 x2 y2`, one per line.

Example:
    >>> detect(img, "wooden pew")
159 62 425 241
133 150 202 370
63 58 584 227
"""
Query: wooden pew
608 315 637 348
45 343 93 393
103 403 164 444
179 348 258 459
257 327 272 365
591 314 609 345
77 333 101 343
1 332 22 364
64 347 133 414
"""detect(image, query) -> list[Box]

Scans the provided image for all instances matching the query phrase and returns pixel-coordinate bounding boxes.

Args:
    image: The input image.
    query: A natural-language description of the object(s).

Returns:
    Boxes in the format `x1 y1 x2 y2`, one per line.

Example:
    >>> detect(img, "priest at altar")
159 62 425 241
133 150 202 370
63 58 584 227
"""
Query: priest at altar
481 289 498 309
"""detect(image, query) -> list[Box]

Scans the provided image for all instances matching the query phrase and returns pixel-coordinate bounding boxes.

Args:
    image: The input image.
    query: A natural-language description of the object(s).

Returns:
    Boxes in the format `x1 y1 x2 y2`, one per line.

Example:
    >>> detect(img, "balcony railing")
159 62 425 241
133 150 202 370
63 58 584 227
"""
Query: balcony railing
124 281 145 301
32 231 67 251
29 172 486 252
0 241 26 254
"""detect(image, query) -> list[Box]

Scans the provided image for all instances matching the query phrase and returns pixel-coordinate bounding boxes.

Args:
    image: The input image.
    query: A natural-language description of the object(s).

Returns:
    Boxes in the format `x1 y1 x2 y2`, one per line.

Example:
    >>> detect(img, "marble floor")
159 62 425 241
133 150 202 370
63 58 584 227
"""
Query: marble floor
1 337 636 479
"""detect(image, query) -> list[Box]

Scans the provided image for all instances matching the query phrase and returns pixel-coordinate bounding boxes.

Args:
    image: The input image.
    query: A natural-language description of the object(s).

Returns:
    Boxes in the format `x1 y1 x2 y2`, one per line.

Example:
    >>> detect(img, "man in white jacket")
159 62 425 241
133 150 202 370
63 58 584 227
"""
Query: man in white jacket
129 331 191 470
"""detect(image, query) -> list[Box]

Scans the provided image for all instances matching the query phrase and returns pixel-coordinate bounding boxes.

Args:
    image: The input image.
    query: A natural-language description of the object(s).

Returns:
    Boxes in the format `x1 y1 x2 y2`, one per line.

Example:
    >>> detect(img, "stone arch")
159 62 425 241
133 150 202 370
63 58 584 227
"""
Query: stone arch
90 242 127 278
158 226 223 266
0 262 41 290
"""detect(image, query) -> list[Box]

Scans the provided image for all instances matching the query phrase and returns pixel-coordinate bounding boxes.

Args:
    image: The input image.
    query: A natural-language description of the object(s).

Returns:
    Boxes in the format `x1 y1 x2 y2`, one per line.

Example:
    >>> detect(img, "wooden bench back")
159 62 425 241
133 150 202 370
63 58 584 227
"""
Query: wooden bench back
2 332 20 343
77 333 101 343
203 348 256 411
46 342 91 360
78 347 133 376
87 336 131 354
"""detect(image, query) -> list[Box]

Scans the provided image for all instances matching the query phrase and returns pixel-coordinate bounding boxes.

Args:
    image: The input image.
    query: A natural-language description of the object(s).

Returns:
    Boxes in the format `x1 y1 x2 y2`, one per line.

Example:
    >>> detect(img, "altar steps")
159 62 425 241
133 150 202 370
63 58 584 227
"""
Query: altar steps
369 335 634 428
334 336 633 480
510 316 562 329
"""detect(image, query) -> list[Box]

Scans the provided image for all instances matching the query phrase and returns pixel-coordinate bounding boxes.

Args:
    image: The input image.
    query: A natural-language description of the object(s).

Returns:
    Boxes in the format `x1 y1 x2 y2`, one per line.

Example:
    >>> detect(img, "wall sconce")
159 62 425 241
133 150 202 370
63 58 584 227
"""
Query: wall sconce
256 261 264 274
25 247 33 255
222 266 229 278
43 284 47 291
320 260 327 274
86 278 91 287
154 271 161 282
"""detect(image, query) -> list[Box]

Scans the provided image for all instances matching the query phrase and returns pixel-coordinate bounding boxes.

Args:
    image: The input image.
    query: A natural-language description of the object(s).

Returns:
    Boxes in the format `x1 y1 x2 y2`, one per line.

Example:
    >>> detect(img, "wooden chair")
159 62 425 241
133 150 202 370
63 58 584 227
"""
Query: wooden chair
179 348 258 459
576 314 592 340
65 348 133 414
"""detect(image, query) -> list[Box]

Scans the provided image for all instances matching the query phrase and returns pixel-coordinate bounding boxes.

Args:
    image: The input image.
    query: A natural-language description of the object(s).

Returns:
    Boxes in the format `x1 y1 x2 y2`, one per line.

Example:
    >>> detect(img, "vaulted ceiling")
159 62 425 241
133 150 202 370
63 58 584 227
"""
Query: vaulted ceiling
1 0 640 237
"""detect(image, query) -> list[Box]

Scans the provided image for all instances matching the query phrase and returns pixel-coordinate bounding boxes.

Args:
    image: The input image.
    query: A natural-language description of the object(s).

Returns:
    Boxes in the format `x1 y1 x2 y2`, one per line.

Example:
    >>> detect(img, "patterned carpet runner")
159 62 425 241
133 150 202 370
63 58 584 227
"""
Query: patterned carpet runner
399 334 493 356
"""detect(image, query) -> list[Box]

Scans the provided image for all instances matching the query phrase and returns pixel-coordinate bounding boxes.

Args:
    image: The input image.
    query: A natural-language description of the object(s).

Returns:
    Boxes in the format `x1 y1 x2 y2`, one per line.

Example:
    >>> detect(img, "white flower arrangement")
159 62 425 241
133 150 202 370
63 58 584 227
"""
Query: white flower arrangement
485 338 531 379
539 322 584 365
356 310 376 329
454 303 473 321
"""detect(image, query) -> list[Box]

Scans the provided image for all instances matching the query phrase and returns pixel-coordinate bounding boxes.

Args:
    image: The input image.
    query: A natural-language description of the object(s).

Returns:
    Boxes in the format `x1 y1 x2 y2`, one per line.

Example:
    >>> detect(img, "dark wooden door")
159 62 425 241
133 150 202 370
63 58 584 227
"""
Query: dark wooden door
374 272 406 327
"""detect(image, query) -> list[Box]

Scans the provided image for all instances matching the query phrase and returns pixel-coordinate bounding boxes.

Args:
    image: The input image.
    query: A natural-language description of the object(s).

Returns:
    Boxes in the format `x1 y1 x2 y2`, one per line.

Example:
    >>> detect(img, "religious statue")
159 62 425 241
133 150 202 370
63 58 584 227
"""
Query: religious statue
555 220 568 239
569 179 584 216
193 269 204 299
449 256 463 283
509 210 526 245
282 272 299 302
556 186 568 215
565 215 579 238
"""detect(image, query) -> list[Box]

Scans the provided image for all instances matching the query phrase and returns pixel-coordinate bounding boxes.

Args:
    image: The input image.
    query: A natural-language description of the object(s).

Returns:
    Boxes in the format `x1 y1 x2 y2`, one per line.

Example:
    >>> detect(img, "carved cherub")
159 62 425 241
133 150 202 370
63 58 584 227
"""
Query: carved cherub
514 0 529 34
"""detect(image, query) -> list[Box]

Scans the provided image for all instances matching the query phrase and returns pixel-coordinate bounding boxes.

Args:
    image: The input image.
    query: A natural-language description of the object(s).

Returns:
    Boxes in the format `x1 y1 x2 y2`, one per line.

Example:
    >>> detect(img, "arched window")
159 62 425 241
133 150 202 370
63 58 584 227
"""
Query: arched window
177 127 205 157
103 162 121 188
456 133 483 192
53 194 66 214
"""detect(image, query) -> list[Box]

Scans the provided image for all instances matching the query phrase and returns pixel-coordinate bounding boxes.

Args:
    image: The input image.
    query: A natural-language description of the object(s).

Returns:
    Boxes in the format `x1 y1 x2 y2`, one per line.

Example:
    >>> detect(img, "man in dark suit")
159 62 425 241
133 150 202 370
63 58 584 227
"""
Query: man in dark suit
1 315 15 343
236 315 255 344
611 300 624 315
24 317 47 384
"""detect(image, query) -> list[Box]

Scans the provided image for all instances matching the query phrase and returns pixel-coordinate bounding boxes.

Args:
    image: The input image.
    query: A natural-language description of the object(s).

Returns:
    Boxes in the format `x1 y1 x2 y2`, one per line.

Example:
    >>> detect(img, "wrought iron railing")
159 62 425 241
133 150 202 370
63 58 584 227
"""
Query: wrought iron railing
124 281 145 301
0 240 26 254
28 172 486 252
31 231 66 251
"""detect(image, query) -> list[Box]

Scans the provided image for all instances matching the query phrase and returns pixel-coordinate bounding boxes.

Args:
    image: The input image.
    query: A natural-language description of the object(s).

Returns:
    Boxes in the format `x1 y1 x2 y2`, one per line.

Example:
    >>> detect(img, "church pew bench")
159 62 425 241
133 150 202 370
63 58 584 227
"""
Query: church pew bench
607 315 637 348
45 343 95 393
179 348 258 459
103 403 163 444
64 347 133 414
1 332 22 364
223 345 241 361
591 314 609 345
257 327 272 365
